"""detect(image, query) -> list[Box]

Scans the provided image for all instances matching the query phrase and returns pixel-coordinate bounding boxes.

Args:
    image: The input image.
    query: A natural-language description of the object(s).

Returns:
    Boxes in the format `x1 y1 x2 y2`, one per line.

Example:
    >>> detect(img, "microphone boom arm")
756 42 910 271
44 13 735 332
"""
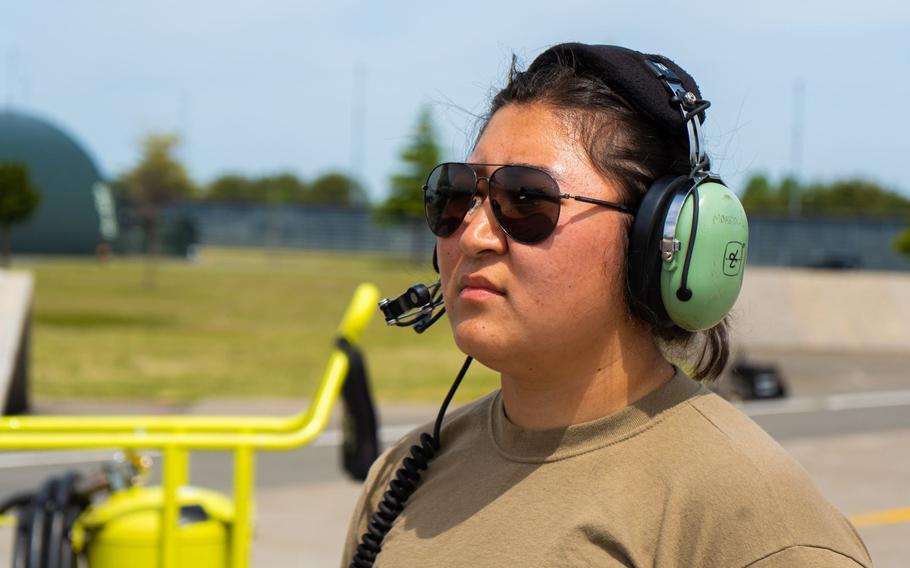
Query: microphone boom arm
378 281 446 334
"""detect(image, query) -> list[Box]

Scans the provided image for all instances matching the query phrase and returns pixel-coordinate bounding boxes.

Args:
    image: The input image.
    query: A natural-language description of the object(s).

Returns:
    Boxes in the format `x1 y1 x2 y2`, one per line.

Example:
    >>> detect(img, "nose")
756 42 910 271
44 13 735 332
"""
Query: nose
459 180 507 257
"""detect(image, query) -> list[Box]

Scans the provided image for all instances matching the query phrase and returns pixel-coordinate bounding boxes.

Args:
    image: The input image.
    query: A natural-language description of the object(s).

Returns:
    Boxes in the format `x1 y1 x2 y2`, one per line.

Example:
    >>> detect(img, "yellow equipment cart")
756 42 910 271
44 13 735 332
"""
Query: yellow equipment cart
0 283 380 568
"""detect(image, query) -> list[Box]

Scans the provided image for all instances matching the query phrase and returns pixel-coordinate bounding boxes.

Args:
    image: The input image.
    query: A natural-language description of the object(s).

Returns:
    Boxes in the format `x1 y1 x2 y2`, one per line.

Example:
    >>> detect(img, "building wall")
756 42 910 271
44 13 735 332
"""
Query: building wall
0 111 104 255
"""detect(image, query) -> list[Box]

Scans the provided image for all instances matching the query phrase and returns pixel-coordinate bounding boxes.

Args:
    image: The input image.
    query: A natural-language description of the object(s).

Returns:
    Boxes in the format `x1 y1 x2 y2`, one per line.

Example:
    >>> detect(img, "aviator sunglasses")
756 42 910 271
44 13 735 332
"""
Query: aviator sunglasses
423 162 636 244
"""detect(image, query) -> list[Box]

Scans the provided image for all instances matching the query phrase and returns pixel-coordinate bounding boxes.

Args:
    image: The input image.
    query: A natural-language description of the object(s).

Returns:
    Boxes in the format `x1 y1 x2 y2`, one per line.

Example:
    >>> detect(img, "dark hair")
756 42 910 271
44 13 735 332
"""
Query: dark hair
479 54 730 381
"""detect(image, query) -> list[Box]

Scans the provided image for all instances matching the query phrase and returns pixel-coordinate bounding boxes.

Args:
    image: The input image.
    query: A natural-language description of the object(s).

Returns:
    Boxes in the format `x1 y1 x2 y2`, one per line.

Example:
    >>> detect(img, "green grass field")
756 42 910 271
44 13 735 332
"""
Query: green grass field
18 248 500 404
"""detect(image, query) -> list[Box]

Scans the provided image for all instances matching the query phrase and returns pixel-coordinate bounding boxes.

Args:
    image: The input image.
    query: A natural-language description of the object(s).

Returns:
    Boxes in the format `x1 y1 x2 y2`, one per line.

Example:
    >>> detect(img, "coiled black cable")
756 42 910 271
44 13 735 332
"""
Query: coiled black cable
349 355 473 568
48 472 82 568
1 470 85 568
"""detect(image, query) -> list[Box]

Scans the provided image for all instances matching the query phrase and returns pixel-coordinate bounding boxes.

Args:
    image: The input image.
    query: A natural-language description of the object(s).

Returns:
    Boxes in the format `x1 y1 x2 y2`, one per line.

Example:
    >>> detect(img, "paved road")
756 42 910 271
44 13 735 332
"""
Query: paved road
1 364 909 566
1 393 909 492
743 349 910 397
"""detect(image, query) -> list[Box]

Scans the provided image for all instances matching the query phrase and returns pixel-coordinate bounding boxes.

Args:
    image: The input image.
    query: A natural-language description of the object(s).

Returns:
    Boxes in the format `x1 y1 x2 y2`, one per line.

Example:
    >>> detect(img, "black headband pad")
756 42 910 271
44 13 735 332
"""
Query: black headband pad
526 43 704 149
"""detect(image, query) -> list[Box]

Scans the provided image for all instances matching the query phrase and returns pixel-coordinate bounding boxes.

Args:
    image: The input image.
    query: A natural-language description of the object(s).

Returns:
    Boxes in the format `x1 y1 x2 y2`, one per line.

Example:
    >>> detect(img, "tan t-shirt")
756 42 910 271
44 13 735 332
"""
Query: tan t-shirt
341 370 872 567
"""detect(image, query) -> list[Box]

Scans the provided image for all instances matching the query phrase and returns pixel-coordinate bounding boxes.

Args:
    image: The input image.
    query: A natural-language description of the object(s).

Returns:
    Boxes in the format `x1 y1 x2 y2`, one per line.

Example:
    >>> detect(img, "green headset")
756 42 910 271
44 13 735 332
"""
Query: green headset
627 58 748 332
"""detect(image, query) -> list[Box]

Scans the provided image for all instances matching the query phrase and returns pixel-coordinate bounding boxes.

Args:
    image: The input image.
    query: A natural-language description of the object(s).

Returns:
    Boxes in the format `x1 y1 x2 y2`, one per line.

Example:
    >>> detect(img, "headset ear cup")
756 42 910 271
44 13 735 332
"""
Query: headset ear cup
627 175 691 328
660 180 748 331
432 245 439 274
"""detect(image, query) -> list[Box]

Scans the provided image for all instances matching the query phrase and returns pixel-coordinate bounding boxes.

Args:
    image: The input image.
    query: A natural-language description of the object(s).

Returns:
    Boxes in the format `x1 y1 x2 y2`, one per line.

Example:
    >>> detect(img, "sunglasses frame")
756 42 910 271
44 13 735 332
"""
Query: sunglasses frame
422 162 636 244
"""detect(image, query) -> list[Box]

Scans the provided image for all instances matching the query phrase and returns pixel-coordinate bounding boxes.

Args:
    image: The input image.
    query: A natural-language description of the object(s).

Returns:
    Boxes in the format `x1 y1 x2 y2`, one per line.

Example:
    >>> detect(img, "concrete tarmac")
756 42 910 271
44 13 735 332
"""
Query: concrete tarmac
1 358 908 567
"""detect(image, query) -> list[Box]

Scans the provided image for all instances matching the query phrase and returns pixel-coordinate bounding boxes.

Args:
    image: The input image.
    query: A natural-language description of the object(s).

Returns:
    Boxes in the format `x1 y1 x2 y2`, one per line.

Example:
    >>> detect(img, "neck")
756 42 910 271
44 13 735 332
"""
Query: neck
499 328 674 430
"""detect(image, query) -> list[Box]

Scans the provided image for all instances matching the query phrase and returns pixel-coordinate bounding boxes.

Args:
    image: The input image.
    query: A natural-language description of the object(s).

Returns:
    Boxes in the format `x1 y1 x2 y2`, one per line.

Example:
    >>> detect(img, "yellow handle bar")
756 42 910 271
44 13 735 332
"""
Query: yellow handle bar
0 282 380 438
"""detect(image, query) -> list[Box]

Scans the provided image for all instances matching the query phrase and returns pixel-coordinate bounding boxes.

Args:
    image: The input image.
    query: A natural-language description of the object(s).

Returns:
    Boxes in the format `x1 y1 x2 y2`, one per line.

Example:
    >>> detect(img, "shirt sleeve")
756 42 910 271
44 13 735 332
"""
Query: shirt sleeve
745 545 870 568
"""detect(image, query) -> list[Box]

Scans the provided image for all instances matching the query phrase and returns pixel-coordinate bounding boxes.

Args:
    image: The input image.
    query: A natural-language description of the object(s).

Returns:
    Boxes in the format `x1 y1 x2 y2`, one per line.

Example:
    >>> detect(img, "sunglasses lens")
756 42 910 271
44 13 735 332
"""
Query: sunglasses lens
424 163 476 237
489 166 561 243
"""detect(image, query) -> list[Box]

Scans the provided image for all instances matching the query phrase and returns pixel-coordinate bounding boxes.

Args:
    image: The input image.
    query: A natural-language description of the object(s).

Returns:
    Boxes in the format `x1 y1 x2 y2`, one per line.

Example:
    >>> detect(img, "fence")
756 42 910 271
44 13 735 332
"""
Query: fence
179 203 435 259
166 204 910 271
746 215 910 271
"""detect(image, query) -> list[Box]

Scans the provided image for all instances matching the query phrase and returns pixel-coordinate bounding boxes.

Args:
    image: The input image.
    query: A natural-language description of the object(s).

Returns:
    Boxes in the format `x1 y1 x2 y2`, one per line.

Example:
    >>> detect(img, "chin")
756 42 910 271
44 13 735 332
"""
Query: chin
449 318 513 372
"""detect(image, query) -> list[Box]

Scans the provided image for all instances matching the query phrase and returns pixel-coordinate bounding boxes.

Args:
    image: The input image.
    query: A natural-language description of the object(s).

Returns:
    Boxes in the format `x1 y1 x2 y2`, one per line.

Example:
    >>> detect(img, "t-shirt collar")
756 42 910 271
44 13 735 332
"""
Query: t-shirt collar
488 367 704 463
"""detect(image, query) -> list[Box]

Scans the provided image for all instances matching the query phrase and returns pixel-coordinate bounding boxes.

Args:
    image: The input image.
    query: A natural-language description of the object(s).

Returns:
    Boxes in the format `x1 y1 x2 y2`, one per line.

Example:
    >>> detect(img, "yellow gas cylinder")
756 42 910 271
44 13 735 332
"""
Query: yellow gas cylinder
73 485 235 568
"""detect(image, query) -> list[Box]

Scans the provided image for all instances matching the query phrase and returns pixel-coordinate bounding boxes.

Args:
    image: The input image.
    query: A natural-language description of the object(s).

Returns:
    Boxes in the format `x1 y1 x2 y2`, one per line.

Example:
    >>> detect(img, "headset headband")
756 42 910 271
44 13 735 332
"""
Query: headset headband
644 58 712 176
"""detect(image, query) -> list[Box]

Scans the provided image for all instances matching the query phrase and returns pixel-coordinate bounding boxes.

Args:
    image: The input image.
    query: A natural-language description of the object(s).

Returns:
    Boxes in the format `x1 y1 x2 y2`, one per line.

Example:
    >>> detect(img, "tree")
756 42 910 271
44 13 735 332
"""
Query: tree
740 174 910 218
377 106 442 262
895 227 910 258
252 173 309 205
123 133 194 251
801 179 910 217
309 171 367 206
206 174 257 203
201 171 367 206
740 174 782 214
203 172 313 204
378 106 441 223
0 162 41 267
121 133 194 284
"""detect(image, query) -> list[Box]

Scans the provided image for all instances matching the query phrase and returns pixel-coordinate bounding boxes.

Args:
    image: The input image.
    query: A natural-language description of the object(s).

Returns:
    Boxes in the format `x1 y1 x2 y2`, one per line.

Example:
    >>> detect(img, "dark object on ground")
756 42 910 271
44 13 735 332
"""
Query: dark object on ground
728 360 788 400
808 256 863 270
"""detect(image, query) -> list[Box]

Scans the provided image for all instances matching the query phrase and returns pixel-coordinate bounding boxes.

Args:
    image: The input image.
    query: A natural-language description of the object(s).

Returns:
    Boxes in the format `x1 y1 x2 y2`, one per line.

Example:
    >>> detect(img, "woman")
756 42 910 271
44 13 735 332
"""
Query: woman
343 43 871 567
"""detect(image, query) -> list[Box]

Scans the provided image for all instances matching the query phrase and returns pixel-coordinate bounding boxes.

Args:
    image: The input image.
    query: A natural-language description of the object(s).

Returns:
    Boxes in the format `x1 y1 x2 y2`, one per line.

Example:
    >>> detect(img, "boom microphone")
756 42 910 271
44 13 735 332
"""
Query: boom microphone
378 281 445 333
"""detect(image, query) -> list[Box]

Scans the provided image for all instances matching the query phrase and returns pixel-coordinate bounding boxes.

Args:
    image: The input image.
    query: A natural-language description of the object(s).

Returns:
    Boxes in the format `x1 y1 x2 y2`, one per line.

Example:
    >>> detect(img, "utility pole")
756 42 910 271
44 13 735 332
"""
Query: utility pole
176 90 191 164
789 78 805 217
5 48 18 108
350 63 367 202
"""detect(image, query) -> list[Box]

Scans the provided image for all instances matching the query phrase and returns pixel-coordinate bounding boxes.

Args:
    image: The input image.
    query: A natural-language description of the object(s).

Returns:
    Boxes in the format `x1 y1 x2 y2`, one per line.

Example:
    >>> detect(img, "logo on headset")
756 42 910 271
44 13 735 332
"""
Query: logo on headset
723 241 745 276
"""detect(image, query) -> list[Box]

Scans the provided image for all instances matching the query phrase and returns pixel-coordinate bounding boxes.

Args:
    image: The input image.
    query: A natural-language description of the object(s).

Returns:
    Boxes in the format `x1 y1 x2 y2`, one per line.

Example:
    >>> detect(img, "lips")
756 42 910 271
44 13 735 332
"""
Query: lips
458 274 505 296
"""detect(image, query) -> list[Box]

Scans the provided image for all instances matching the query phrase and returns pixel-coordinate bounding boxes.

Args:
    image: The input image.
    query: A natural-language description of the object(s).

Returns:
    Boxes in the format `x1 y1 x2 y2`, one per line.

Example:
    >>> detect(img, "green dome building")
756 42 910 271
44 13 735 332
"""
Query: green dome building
0 110 117 254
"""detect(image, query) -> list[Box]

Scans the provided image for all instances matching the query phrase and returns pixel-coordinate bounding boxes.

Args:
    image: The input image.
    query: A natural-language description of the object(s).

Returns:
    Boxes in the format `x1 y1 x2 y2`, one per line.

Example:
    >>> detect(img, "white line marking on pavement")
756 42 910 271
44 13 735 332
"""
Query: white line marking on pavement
737 388 910 416
0 450 161 469
310 423 418 448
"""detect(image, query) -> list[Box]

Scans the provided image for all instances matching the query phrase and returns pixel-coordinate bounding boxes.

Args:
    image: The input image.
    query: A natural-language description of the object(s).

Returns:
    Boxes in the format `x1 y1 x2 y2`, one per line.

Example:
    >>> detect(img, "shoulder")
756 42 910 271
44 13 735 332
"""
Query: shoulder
678 388 838 514
648 385 871 567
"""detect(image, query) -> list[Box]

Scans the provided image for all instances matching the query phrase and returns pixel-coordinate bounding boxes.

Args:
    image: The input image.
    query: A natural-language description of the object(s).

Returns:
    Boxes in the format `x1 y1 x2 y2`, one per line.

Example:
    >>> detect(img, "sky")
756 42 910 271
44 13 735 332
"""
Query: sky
2 0 909 201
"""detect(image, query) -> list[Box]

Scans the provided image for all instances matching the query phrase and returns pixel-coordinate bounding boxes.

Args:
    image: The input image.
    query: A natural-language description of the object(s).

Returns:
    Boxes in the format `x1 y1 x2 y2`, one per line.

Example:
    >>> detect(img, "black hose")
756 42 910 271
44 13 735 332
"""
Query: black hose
0 492 34 515
47 472 80 568
13 507 28 568
4 470 86 568
26 477 57 567
58 506 82 568
2 492 34 568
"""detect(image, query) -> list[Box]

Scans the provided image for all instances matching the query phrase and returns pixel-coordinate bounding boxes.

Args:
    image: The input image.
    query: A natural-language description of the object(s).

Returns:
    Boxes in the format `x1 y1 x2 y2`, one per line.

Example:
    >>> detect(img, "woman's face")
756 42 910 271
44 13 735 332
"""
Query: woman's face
437 102 632 376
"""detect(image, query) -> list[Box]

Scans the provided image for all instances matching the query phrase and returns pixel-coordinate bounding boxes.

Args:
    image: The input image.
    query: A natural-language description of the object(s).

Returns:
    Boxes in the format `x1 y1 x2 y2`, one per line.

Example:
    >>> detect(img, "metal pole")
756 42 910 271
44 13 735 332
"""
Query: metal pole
350 62 367 199
161 445 188 568
5 48 17 108
789 78 805 218
231 445 255 568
